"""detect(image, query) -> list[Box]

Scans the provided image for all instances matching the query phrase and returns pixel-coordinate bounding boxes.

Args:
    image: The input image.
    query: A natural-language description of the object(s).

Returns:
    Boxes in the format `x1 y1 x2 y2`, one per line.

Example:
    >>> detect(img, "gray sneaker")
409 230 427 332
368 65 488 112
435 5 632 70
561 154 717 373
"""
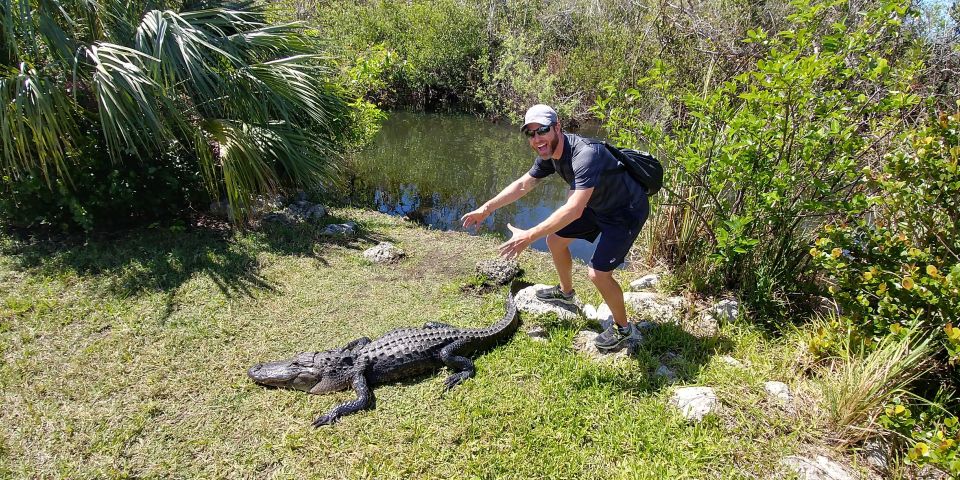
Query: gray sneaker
535 285 576 306
594 323 635 352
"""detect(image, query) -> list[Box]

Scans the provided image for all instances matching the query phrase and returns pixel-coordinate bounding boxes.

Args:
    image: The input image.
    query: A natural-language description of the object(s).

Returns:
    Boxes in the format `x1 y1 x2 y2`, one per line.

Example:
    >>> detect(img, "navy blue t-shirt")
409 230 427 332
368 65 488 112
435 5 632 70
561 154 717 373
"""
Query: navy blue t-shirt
527 133 647 215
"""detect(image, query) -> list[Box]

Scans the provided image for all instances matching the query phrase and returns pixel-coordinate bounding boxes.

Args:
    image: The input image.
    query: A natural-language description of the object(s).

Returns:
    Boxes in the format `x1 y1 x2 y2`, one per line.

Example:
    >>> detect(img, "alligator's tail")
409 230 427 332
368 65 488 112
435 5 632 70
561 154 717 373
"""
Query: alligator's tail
470 287 519 345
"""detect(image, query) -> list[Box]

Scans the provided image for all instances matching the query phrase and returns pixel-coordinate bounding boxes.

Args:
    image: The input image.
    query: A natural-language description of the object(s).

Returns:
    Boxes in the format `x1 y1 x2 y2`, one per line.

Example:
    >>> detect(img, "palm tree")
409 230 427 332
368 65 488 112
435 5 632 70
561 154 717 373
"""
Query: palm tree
0 0 350 225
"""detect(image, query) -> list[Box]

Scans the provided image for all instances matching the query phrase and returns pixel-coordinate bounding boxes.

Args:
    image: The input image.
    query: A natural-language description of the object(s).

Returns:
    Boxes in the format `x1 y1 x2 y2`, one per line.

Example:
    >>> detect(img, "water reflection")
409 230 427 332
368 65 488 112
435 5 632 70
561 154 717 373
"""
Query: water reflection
347 111 607 263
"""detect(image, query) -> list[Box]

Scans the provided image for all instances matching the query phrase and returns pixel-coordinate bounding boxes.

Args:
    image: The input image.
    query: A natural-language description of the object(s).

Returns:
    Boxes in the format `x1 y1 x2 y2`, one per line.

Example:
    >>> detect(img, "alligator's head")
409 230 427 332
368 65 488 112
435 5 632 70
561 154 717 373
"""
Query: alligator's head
248 350 355 394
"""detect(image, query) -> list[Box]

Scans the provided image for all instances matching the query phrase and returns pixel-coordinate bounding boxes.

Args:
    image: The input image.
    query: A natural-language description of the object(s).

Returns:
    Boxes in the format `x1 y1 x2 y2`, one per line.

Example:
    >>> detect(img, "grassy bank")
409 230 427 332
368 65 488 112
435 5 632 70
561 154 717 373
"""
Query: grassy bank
3 208 855 479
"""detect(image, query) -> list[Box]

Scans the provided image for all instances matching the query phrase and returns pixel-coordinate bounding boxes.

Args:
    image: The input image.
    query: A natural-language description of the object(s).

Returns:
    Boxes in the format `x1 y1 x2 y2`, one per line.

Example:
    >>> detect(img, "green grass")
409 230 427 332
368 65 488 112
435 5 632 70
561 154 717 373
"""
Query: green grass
2 208 839 479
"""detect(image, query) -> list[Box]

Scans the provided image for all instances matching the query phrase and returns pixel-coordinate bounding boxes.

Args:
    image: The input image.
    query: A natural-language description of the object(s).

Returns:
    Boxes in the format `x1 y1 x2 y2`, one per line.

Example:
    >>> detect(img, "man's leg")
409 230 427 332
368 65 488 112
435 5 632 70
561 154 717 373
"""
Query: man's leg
545 233 576 294
588 267 629 328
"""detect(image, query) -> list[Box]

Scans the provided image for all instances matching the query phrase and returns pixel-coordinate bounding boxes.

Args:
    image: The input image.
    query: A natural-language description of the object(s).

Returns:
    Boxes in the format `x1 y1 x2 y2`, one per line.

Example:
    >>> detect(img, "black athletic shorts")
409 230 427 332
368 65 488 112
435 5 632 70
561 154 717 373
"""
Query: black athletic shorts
555 195 649 272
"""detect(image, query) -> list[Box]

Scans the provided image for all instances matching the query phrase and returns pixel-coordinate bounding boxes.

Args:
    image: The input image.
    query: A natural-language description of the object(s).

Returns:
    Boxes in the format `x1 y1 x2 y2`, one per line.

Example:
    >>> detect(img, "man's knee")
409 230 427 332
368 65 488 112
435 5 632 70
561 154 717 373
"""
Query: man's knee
587 267 614 283
545 233 572 251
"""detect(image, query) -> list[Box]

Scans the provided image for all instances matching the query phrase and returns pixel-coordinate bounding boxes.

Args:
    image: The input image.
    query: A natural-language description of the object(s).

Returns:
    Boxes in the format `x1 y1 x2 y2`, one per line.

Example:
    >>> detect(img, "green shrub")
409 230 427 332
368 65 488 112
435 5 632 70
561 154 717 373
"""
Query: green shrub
813 111 960 362
812 110 960 476
312 0 487 110
598 0 923 318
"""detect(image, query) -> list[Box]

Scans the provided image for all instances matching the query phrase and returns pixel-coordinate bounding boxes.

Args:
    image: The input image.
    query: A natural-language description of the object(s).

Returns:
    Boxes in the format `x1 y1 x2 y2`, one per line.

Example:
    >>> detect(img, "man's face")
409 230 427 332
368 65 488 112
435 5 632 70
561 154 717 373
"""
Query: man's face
524 123 560 158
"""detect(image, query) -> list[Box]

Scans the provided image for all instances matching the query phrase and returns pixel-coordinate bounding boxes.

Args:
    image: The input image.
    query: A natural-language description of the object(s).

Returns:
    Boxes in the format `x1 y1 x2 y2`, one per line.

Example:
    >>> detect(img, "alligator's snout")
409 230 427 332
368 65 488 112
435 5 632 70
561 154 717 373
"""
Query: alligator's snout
248 351 354 394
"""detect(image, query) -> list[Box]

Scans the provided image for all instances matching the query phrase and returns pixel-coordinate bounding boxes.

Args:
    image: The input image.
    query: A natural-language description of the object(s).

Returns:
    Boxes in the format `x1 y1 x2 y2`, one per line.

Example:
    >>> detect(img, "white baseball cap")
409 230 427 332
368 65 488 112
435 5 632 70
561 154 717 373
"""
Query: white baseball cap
521 104 558 130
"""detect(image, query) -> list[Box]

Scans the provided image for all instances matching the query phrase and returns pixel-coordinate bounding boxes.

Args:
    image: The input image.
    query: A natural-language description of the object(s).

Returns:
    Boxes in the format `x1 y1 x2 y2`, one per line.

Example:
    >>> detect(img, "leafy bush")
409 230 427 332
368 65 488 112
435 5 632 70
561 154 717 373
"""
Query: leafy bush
812 109 959 476
598 0 923 318
813 111 960 362
1 1 353 230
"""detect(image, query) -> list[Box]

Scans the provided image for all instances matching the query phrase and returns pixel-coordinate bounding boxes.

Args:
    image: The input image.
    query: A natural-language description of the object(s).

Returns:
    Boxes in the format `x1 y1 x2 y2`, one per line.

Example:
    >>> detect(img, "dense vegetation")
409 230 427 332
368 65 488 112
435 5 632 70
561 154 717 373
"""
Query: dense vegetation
277 0 960 474
0 0 358 229
3 0 958 475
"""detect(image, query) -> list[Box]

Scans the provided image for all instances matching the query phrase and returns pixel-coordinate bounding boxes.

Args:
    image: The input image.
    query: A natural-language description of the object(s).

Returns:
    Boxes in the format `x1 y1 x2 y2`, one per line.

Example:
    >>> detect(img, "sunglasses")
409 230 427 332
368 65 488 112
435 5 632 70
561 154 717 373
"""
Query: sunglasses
523 124 553 138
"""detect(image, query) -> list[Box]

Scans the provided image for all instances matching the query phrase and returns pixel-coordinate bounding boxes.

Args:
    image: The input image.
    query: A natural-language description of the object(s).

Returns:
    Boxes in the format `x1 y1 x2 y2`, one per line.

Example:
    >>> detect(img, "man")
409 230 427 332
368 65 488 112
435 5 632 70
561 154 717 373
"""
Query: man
460 104 649 352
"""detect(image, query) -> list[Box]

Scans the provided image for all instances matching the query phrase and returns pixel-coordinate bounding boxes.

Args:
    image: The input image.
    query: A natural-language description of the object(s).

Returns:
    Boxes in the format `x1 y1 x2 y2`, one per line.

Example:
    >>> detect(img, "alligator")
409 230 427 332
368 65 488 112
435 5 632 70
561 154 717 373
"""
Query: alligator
248 289 519 426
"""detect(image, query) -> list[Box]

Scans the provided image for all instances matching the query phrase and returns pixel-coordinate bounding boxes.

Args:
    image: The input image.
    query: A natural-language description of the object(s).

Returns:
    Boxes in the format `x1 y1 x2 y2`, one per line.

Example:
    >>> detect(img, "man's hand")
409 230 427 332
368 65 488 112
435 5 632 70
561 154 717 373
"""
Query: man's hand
460 206 490 229
499 223 533 259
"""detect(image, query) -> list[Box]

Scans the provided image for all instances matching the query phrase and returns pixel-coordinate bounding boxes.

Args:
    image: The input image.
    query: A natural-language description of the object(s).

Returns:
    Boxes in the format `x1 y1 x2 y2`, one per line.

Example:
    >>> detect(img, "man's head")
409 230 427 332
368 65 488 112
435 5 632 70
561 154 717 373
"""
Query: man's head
521 104 562 159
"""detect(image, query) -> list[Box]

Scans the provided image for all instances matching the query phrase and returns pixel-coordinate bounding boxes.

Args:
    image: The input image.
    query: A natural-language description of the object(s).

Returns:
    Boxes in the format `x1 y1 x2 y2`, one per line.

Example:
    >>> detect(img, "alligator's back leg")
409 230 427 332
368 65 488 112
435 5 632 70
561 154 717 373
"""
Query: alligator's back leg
439 340 476 390
312 361 373 427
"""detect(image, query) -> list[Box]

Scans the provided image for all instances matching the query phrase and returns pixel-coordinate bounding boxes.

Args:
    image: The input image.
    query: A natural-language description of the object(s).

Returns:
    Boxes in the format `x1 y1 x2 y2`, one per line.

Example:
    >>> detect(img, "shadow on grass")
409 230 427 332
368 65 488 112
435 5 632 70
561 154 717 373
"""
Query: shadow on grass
0 213 395 300
551 316 736 398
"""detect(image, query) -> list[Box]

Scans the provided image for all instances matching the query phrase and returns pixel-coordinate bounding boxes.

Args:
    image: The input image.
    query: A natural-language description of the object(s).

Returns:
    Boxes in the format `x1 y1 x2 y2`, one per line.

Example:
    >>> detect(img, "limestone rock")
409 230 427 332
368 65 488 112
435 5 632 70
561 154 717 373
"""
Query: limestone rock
475 259 520 285
363 242 405 264
670 387 718 422
320 222 357 237
780 455 855 480
764 381 791 403
629 274 661 291
583 303 614 325
515 284 580 321
624 292 688 323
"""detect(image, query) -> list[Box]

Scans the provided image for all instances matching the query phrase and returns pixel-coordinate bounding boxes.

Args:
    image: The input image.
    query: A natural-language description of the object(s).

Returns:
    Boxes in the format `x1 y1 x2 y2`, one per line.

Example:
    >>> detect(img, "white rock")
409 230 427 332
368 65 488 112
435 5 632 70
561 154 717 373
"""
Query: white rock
624 292 688 323
719 356 744 368
582 304 598 320
764 381 791 403
629 274 661 291
320 222 357 237
363 242 405 264
711 299 740 322
514 284 580 321
670 387 717 422
780 455 855 480
595 303 614 323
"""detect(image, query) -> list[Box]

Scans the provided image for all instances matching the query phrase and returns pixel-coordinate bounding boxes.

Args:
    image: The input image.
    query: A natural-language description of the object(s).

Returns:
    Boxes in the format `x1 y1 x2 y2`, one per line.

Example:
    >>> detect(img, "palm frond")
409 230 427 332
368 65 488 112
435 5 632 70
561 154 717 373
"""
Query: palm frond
86 42 168 160
0 63 78 181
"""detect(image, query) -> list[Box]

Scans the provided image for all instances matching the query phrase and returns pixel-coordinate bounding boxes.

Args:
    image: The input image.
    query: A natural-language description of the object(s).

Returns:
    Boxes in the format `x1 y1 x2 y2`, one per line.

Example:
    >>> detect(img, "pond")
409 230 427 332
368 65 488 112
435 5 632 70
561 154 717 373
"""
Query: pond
345 111 608 263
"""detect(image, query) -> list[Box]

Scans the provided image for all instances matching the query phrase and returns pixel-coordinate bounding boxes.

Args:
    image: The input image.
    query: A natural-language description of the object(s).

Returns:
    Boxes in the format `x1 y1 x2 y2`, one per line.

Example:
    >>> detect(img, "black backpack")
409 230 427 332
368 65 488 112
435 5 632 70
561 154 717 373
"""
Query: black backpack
604 143 663 196
581 137 664 196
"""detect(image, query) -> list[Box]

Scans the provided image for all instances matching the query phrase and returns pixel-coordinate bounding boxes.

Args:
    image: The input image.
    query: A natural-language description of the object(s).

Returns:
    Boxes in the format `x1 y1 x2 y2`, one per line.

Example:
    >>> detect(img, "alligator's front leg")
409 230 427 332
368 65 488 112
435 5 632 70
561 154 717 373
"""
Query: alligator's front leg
343 336 372 352
312 362 373 427
439 340 475 390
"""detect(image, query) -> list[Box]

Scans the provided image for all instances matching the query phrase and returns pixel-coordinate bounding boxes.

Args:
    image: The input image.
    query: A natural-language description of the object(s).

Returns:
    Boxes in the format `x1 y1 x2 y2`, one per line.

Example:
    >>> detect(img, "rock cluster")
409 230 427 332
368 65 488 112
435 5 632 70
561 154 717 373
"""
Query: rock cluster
262 199 327 224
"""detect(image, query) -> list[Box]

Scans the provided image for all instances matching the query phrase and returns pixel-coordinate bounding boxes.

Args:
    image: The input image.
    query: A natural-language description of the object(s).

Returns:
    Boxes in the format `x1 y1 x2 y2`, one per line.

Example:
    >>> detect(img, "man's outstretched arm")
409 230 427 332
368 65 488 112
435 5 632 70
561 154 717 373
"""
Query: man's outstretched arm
498 187 593 259
461 173 542 228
